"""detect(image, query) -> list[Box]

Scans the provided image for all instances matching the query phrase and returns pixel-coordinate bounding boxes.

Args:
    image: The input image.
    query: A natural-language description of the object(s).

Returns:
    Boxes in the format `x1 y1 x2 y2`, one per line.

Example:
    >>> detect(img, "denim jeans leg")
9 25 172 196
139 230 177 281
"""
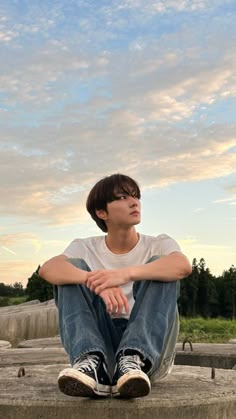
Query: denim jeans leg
116 256 179 378
150 310 179 383
54 258 122 376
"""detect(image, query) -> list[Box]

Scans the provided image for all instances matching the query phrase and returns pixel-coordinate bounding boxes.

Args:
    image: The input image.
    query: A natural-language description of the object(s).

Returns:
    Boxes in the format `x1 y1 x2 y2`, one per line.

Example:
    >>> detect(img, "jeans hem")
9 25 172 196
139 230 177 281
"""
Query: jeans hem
149 310 179 377
72 347 108 366
116 346 154 371
149 352 176 382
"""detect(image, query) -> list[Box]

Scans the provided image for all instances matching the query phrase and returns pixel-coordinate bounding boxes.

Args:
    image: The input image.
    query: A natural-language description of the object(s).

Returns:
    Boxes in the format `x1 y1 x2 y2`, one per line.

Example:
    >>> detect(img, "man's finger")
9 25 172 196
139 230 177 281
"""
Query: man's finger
114 293 125 315
94 282 110 294
101 294 112 313
109 294 119 314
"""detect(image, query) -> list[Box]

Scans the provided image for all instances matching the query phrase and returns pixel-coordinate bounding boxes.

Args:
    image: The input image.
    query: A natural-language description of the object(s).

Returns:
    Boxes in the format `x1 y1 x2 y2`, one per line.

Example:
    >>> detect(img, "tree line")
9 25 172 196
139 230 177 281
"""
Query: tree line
0 281 25 297
0 258 235 319
178 258 236 319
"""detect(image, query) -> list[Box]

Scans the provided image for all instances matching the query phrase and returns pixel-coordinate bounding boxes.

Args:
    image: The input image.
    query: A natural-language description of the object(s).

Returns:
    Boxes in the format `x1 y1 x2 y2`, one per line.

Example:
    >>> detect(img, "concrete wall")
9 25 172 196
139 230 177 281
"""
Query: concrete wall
0 300 59 347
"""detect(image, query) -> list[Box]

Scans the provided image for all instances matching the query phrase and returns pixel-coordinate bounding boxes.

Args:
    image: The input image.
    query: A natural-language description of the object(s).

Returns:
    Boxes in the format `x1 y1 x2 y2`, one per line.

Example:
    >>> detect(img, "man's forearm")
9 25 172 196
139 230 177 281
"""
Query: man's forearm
86 252 192 295
129 252 192 282
39 255 88 286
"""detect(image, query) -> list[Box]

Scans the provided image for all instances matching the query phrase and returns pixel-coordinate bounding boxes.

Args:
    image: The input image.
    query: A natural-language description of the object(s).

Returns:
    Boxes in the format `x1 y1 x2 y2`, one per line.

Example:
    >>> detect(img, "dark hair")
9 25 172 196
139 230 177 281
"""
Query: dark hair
86 173 141 232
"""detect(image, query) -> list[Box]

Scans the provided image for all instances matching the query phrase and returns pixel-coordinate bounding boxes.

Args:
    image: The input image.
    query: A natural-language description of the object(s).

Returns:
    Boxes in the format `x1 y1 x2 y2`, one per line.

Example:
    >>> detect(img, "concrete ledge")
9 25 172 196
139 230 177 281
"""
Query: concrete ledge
176 342 236 353
0 340 11 349
17 337 61 349
175 343 236 369
0 348 68 367
0 304 58 347
175 351 236 369
16 339 236 370
0 365 236 419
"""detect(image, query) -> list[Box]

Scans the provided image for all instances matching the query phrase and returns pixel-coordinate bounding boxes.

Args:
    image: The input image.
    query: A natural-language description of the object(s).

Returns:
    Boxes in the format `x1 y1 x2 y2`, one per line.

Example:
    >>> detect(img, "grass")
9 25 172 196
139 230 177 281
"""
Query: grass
0 297 235 344
179 317 236 343
8 296 28 305
0 295 28 307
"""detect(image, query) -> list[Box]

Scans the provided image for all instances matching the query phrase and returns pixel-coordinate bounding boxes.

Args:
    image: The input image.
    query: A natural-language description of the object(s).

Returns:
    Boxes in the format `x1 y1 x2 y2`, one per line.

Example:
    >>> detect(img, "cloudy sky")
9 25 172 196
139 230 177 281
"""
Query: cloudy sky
0 0 236 287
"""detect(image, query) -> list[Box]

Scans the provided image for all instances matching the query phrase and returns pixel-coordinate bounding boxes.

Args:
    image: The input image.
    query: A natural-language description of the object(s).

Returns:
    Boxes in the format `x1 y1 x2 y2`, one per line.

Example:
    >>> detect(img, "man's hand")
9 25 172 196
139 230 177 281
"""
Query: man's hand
86 268 131 294
99 287 129 316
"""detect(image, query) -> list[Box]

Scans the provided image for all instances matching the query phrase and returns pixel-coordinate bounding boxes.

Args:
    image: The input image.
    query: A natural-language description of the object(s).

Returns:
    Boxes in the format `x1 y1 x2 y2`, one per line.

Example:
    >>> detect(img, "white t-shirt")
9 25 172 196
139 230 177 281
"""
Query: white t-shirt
63 233 181 318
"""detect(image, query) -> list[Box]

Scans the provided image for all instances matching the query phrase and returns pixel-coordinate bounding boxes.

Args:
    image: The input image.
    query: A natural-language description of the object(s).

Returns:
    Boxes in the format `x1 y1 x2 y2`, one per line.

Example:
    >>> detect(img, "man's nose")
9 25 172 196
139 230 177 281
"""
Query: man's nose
129 196 138 206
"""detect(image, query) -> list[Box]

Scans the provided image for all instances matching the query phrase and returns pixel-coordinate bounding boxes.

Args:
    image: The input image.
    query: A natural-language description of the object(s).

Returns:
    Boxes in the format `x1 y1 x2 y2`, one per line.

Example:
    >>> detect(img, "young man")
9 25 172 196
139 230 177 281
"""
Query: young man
39 173 191 398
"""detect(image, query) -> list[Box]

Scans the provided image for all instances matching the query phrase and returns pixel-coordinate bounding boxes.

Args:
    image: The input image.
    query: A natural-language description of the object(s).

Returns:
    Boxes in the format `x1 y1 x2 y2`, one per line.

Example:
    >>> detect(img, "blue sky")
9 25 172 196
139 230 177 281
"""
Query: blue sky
0 0 235 286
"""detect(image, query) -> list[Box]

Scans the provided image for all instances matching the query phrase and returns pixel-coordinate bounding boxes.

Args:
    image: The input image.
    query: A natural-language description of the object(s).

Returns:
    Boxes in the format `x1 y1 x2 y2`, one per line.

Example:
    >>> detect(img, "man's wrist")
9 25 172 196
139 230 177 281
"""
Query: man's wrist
125 266 135 282
83 271 89 285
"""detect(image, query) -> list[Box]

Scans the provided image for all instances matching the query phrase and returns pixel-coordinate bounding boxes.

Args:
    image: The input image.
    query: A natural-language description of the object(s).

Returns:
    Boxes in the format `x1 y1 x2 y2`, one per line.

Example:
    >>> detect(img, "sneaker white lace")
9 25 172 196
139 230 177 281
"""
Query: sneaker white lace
119 354 144 373
58 354 111 397
73 354 100 380
112 354 151 398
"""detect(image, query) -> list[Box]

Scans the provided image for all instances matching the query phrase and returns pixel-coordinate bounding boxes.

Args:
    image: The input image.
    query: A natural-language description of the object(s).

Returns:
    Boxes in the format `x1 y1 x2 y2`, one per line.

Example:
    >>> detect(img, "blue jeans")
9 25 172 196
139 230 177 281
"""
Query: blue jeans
54 257 180 380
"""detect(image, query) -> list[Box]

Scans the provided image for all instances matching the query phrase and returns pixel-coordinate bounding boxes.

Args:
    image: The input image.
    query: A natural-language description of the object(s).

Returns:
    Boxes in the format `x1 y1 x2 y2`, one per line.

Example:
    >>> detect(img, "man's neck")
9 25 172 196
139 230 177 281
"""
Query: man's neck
105 228 139 254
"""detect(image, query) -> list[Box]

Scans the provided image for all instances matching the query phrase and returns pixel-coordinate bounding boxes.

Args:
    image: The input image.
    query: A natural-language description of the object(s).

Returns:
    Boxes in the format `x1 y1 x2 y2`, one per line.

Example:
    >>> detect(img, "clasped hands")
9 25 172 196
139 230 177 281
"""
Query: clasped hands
86 268 130 316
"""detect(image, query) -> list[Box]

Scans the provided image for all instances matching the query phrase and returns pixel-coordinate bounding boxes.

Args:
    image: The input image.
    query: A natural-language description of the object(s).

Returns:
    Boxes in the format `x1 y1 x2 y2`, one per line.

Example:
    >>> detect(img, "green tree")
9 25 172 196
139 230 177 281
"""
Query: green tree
0 282 14 297
197 258 217 318
12 282 25 296
179 258 199 316
220 265 236 319
26 266 54 302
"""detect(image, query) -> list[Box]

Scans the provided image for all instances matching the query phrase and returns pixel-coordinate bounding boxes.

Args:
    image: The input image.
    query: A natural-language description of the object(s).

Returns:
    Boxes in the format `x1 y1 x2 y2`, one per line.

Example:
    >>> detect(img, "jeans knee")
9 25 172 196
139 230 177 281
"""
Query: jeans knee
67 257 91 271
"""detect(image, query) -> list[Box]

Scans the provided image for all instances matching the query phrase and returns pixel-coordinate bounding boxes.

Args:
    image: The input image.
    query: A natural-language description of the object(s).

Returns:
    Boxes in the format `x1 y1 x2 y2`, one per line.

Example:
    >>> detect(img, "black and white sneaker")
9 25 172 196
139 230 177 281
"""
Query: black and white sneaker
112 353 151 398
58 353 111 397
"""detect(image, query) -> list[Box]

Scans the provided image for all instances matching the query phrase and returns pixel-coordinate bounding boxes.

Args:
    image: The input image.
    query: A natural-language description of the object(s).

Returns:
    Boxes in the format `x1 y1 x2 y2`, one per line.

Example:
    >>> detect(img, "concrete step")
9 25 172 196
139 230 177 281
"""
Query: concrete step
175 342 236 369
0 348 68 367
0 340 11 349
15 338 236 370
17 336 61 348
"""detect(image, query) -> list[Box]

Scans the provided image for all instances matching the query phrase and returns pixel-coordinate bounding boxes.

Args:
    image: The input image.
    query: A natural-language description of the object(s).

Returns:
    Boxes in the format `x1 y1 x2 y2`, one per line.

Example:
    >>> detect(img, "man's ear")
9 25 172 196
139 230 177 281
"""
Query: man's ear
96 209 108 221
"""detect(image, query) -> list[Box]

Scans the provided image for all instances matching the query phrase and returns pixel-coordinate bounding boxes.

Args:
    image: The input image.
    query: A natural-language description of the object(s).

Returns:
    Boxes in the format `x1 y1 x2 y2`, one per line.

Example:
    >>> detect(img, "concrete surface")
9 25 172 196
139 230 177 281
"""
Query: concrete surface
0 300 58 347
0 299 54 314
17 336 61 349
0 340 12 349
175 343 236 369
1 299 235 418
1 342 236 418
16 338 236 370
0 364 235 419
0 348 68 367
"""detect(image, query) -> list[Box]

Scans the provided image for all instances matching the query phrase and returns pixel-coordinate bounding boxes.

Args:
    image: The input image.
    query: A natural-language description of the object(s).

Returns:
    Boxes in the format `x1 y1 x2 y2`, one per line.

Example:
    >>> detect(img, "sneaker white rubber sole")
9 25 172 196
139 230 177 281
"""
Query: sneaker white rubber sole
112 370 151 398
58 368 111 397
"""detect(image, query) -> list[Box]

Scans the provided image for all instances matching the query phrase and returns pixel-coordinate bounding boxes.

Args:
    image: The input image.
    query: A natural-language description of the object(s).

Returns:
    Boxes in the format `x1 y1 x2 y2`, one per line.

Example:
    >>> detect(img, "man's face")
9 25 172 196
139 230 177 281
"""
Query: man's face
103 190 141 229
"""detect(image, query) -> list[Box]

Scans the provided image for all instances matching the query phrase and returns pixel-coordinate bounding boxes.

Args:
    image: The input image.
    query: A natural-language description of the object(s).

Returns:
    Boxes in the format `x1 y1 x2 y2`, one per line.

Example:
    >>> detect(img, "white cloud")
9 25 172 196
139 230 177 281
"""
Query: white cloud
0 233 42 254
0 260 37 285
213 197 236 204
0 0 235 226
0 122 235 225
0 30 16 42
1 246 17 255
0 0 235 285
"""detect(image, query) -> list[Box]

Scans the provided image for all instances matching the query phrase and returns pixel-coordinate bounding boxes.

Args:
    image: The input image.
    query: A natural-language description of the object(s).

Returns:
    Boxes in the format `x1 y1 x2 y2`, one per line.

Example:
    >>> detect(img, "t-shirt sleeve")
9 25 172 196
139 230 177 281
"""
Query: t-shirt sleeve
62 239 83 258
154 234 181 256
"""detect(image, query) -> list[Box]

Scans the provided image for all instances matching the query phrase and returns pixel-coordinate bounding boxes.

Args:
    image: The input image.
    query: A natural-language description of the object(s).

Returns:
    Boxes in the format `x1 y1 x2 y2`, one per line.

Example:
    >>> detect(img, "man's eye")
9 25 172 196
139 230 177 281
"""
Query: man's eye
115 195 127 200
